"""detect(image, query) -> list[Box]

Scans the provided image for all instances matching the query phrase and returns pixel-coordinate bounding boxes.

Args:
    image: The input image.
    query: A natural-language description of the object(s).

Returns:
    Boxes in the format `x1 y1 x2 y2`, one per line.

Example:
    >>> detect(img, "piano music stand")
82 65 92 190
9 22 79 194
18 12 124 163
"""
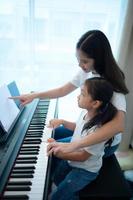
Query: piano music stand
0 81 24 143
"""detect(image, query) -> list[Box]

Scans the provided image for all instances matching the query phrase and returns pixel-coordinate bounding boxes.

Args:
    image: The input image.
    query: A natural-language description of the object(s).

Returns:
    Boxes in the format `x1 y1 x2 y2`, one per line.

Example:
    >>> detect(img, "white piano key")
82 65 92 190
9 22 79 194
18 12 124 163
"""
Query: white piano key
8 178 32 183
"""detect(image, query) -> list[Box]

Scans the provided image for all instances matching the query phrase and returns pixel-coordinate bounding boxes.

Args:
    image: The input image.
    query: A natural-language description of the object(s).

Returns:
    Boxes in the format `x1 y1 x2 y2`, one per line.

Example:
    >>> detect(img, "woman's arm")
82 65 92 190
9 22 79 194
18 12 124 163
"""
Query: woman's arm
47 138 91 161
51 149 91 161
48 110 125 154
76 110 125 147
35 82 76 99
10 82 76 106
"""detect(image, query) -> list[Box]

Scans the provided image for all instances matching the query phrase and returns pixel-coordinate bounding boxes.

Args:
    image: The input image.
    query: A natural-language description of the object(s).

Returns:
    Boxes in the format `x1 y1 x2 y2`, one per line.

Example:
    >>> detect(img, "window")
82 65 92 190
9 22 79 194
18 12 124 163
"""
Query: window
0 0 128 119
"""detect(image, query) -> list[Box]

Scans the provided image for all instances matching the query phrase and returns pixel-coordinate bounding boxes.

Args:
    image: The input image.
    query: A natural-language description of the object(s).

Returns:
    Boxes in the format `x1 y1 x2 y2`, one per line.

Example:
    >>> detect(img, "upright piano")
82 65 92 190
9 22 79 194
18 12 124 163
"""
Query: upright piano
0 97 58 200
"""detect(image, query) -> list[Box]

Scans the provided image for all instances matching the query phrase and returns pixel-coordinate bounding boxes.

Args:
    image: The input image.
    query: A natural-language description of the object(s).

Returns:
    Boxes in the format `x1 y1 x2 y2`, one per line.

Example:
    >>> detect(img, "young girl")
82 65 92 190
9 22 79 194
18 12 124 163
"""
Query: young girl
11 30 129 156
47 77 117 200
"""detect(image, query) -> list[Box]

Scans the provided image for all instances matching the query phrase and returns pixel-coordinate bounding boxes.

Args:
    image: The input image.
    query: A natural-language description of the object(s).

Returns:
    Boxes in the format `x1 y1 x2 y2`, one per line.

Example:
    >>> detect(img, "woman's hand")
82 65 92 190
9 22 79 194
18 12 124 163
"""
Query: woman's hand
9 93 35 106
47 119 64 128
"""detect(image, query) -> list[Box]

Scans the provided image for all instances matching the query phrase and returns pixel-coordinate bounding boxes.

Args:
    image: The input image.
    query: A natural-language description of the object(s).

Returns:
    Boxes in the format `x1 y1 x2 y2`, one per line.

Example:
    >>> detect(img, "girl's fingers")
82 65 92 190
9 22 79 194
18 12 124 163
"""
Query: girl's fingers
47 148 54 156
47 138 55 143
47 141 56 152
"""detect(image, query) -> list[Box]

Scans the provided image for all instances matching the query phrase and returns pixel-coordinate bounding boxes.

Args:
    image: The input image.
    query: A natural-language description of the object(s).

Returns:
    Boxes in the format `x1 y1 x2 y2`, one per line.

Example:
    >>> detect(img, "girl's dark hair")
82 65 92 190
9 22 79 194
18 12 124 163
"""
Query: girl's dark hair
76 30 129 94
82 77 117 132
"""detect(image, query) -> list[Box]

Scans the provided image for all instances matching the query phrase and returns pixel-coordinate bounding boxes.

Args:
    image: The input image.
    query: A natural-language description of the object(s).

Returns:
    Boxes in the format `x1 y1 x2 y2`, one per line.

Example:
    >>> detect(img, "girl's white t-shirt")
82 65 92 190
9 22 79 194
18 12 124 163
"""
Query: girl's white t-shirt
70 69 126 146
68 110 106 173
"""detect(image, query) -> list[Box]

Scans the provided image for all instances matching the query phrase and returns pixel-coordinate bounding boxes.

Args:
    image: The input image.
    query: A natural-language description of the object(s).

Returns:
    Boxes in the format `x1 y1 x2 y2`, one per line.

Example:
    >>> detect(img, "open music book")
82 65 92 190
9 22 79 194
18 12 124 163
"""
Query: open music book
0 84 20 132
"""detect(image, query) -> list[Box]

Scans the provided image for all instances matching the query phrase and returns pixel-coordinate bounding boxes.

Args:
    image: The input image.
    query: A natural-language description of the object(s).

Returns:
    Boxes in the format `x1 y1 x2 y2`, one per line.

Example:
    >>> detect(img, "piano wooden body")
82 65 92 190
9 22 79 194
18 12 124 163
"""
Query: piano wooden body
0 99 58 200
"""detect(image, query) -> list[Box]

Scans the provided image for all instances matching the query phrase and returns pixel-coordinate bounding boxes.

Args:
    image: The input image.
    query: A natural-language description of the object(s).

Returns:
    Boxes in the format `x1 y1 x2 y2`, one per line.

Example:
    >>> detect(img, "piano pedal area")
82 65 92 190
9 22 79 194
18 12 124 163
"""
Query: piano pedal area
1 99 57 200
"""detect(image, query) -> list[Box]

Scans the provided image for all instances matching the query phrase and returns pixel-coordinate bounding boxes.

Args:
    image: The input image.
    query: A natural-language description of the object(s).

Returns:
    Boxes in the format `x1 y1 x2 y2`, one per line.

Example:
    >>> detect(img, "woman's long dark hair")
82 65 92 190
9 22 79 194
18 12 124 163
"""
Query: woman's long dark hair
82 77 117 133
76 30 129 94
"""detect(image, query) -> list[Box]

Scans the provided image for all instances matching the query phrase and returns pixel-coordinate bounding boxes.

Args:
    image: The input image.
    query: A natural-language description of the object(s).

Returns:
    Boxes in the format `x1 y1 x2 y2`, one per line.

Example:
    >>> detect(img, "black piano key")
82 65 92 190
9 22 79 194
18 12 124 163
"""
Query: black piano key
20 144 40 150
19 151 39 155
30 122 45 125
6 185 31 191
24 138 42 142
16 157 37 161
13 166 35 170
12 169 34 174
3 194 29 200
10 174 33 178
15 160 37 164
20 148 40 151
24 138 42 141
28 127 44 130
21 145 40 149
26 132 43 135
8 181 32 186
26 133 43 136
23 140 41 144
35 109 47 111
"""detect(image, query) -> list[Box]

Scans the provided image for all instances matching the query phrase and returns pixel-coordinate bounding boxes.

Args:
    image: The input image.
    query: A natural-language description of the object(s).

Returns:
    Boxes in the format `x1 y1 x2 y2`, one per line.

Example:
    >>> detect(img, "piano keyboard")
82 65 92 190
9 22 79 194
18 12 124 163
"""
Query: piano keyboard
2 99 57 200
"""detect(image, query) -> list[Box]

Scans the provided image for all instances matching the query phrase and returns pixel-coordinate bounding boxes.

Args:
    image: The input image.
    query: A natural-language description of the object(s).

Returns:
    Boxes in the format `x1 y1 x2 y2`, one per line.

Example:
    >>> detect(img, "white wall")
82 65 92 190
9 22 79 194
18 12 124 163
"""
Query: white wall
120 28 133 150
118 0 133 150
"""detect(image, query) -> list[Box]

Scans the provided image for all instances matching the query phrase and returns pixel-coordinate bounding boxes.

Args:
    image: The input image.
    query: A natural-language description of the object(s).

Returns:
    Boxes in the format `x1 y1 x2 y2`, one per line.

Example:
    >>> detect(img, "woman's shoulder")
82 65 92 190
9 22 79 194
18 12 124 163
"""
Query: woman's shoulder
111 92 126 112
112 92 126 101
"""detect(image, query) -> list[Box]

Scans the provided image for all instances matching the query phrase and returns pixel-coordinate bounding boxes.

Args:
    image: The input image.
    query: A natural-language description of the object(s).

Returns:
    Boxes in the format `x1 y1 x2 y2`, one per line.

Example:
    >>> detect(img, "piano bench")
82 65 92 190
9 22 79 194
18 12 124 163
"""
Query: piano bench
79 154 132 200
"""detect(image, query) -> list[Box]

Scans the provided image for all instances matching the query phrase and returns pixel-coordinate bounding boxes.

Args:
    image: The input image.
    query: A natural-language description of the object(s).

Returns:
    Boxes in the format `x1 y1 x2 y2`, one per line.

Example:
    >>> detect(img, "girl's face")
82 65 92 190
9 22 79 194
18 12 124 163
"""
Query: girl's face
77 84 95 110
76 49 94 73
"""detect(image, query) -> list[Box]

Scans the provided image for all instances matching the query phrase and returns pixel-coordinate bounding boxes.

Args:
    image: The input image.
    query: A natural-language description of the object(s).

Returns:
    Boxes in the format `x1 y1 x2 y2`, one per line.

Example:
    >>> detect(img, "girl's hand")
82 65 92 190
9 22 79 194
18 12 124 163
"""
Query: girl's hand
47 138 56 156
47 141 79 155
47 119 64 128
9 93 35 106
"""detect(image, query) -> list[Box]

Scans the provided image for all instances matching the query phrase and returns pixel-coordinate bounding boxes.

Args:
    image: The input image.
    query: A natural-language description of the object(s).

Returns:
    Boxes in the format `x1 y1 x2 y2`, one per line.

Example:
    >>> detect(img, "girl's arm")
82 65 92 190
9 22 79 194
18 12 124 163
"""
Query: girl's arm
48 110 125 153
10 82 76 106
48 118 76 131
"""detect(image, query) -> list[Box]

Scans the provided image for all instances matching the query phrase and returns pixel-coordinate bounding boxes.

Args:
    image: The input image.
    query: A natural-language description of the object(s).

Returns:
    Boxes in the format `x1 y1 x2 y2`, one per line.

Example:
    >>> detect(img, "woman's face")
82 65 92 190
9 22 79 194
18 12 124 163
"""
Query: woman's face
76 49 95 73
